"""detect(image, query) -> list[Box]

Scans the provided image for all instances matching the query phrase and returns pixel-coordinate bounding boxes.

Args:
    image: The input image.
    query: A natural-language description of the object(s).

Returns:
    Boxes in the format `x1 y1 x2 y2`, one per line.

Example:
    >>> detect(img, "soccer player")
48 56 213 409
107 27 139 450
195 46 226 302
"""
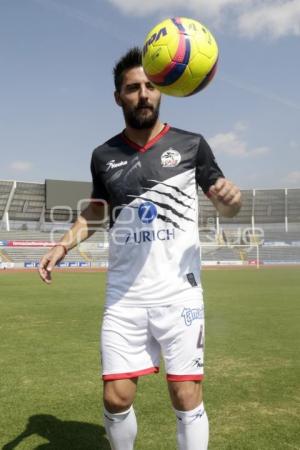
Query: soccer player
39 47 241 450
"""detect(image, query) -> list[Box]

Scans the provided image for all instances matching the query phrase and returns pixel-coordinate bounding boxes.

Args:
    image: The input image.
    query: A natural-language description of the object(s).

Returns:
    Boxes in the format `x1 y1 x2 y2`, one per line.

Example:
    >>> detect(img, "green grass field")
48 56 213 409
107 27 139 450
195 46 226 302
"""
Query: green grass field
0 268 299 450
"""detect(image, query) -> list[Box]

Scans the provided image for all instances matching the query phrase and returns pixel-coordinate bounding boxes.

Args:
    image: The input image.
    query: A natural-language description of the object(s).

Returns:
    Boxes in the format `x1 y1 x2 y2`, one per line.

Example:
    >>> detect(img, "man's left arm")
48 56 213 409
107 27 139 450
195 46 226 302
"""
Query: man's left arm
208 177 242 218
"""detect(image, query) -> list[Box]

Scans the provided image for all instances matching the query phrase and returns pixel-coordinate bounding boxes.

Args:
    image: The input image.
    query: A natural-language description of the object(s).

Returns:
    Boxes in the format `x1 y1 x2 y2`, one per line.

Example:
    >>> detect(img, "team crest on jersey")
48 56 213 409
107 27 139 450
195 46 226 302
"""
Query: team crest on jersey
161 149 181 168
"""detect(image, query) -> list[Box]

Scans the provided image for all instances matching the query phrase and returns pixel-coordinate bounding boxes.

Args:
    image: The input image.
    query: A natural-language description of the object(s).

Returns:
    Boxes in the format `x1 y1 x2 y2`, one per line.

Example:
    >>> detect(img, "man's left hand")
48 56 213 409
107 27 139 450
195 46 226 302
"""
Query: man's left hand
209 178 242 217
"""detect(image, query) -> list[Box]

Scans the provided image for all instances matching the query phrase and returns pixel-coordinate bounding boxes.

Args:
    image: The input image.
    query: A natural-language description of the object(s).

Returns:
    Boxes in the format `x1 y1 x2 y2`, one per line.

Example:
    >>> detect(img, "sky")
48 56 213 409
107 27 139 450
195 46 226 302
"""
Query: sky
0 0 300 189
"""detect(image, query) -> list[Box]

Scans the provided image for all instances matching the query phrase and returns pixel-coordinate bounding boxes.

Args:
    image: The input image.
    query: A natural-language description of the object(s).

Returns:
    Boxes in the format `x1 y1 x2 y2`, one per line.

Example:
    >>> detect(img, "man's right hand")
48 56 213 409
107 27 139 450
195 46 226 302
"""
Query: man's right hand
38 245 67 284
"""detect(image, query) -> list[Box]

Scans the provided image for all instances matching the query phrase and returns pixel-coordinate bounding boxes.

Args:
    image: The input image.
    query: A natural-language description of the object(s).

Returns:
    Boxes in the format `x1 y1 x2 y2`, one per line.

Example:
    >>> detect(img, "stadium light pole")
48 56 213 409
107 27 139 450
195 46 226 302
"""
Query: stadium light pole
285 188 288 233
251 189 255 235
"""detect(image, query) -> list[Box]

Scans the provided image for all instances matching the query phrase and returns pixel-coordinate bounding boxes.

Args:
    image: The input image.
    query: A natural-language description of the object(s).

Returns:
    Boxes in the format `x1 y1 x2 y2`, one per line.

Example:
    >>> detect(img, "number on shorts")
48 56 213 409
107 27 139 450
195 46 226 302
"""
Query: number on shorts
197 324 204 349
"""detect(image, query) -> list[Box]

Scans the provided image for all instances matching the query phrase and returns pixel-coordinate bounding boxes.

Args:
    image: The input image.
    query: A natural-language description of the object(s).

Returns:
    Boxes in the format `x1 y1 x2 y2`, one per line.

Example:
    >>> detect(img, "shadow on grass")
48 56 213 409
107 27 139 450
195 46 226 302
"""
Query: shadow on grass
2 414 110 449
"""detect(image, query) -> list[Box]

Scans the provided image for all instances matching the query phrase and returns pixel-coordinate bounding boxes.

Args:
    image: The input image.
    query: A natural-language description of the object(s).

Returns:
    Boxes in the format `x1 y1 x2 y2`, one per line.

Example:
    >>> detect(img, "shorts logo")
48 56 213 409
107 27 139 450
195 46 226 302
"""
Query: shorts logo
161 149 181 168
138 202 157 224
181 308 203 326
192 357 203 368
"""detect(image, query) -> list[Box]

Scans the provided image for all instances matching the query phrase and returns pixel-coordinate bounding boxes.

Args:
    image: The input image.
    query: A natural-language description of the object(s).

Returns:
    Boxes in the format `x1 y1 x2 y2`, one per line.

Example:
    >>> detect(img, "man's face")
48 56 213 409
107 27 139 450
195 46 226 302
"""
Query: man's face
115 66 162 130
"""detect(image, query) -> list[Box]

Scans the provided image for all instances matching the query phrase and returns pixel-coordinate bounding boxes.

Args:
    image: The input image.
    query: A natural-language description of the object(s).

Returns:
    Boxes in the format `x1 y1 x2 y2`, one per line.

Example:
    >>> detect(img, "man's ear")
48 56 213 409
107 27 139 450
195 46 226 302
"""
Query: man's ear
114 91 122 107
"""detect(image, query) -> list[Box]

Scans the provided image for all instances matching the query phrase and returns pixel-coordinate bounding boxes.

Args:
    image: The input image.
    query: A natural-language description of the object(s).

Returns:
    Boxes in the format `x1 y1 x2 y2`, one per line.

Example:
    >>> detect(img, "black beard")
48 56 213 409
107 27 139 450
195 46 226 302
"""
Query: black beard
123 99 161 130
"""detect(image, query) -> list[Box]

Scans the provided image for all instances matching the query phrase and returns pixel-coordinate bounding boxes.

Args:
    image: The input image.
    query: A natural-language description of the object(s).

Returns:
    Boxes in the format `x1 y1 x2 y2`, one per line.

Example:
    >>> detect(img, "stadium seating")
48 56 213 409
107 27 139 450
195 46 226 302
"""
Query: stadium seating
0 179 299 267
8 182 45 222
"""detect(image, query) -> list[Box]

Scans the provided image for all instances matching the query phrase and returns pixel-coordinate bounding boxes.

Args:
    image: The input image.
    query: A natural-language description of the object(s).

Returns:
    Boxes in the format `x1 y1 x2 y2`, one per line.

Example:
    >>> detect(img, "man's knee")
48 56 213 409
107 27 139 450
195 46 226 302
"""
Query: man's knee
168 380 203 411
103 378 138 413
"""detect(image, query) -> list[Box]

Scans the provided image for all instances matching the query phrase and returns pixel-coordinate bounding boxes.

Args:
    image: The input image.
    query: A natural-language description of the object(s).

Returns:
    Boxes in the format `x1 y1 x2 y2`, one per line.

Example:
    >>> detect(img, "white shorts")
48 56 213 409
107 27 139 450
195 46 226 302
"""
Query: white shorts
101 297 205 381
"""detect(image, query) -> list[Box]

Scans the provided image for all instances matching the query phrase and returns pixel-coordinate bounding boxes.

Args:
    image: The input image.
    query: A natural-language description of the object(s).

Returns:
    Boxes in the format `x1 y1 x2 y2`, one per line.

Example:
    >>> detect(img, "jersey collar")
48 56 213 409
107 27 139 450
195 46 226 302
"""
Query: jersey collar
120 123 170 153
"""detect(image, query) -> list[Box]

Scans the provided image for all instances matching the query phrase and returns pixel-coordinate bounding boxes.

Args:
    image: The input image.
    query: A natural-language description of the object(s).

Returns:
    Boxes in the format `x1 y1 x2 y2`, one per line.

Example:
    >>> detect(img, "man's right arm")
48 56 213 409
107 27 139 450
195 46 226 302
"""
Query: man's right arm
38 201 107 284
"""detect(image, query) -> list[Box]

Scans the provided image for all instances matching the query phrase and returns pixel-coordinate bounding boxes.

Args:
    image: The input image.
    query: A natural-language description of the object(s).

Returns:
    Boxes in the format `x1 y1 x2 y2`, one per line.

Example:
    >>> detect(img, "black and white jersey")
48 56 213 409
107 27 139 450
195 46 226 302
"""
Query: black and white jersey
91 124 223 307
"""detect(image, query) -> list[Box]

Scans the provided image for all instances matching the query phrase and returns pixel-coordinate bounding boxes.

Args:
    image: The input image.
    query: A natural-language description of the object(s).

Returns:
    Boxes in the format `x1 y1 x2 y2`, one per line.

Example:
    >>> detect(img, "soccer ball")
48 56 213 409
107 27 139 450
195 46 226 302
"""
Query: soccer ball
142 17 218 97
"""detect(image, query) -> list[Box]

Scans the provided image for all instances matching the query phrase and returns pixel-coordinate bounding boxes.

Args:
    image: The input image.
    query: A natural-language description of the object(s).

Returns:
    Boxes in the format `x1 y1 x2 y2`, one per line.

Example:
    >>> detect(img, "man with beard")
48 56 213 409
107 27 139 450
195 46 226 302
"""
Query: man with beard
39 47 241 450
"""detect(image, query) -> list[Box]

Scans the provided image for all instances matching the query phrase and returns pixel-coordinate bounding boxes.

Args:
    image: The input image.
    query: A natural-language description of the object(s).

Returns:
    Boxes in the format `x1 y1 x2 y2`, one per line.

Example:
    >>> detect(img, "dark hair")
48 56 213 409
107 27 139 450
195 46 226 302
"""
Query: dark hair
113 47 143 92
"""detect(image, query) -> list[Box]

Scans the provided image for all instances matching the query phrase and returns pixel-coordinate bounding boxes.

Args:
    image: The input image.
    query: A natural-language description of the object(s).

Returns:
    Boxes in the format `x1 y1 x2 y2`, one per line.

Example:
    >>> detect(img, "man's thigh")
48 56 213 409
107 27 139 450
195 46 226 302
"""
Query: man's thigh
168 380 203 410
103 378 138 412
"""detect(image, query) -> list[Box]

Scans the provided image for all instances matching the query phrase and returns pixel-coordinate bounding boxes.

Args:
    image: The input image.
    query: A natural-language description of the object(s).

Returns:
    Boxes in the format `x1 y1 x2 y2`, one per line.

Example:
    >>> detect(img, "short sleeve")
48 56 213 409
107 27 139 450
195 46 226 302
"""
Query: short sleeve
90 152 110 202
196 136 224 194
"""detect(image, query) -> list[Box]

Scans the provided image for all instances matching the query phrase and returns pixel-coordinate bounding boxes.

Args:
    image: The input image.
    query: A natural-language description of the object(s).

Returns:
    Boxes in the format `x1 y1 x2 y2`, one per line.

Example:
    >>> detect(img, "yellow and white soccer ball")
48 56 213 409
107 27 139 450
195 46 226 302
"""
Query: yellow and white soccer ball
142 17 219 97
